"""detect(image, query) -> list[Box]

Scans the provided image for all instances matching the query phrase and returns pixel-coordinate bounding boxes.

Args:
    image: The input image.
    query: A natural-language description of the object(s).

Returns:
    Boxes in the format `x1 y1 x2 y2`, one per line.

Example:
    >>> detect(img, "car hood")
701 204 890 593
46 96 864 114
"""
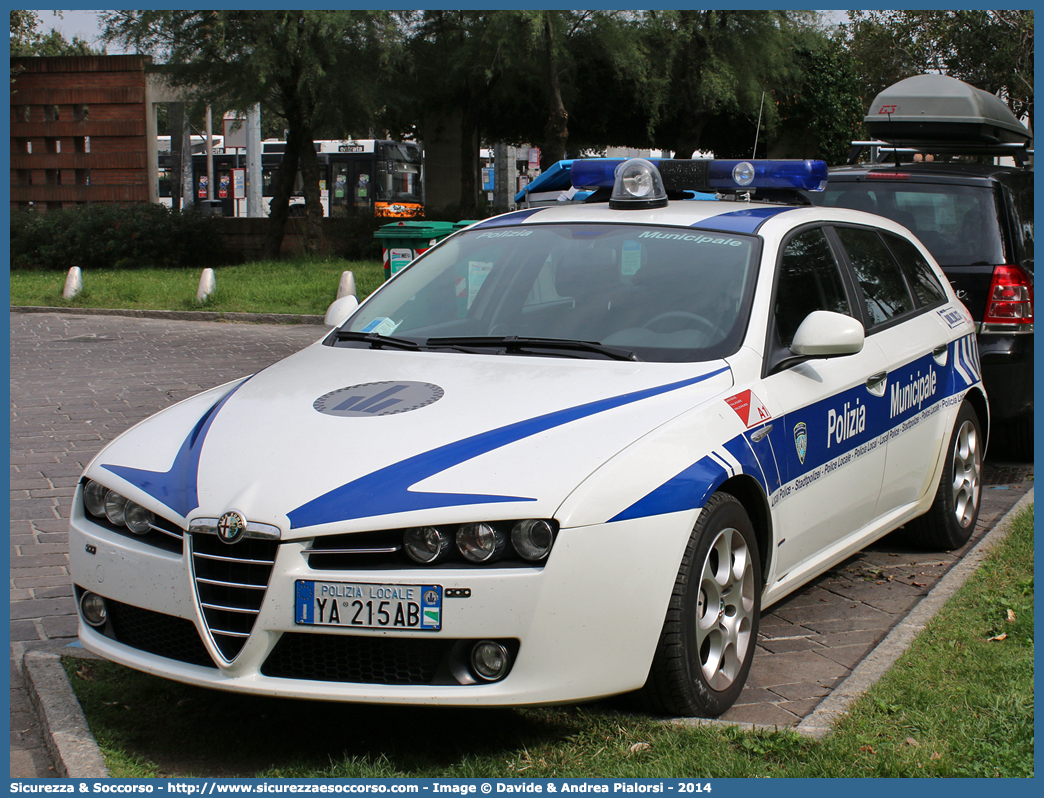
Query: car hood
88 343 733 538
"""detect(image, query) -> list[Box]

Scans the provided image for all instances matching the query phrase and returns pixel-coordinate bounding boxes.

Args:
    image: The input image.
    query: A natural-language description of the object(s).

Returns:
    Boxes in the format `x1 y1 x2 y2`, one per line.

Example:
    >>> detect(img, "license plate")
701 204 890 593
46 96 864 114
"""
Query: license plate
295 581 442 631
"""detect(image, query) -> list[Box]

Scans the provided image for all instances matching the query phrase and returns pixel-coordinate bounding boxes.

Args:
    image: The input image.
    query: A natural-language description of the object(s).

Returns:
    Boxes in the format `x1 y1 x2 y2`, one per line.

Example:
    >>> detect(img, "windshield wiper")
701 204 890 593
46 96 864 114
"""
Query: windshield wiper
426 335 638 361
331 329 422 351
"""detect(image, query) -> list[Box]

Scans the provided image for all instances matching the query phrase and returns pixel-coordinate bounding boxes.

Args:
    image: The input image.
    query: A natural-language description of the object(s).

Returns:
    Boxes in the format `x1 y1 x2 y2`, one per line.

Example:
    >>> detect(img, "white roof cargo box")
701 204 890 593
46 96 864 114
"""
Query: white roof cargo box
865 74 1030 147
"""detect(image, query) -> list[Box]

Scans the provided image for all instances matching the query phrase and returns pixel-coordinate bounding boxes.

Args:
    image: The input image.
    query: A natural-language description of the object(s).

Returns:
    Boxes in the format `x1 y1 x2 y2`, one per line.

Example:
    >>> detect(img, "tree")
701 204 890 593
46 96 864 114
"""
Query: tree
768 37 866 164
102 10 399 257
843 11 1034 129
645 10 819 158
395 11 531 215
10 11 102 57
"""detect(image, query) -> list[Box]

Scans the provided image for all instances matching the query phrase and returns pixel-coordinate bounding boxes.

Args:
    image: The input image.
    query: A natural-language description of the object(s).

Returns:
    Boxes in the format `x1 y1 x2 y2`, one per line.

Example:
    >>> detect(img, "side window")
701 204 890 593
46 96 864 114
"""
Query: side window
774 228 851 348
882 232 946 307
834 226 915 328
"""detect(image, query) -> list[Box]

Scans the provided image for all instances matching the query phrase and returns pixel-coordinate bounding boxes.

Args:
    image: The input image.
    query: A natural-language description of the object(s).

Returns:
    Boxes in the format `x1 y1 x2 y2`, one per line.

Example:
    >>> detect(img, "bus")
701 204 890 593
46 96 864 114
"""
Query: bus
158 138 424 218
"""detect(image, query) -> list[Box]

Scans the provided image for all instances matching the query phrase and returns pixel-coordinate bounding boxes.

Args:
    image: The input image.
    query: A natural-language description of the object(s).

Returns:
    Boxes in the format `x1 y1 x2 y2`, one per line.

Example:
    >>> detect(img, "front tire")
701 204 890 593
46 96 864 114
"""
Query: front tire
641 492 761 717
905 401 983 550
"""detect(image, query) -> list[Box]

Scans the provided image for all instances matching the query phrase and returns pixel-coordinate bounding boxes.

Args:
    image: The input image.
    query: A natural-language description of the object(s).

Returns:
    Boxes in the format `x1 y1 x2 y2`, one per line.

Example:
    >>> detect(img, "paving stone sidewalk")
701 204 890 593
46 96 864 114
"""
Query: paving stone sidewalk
9 310 1033 776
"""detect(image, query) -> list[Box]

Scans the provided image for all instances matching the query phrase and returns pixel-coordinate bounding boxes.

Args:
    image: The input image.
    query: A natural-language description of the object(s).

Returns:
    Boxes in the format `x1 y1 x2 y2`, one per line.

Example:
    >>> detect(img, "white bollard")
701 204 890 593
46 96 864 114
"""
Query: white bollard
197 268 216 303
336 270 357 299
62 267 83 300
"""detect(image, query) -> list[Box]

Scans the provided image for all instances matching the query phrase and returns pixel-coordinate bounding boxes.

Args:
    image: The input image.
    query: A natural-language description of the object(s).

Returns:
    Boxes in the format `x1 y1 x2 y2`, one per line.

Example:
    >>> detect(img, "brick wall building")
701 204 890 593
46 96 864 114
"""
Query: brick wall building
10 55 160 210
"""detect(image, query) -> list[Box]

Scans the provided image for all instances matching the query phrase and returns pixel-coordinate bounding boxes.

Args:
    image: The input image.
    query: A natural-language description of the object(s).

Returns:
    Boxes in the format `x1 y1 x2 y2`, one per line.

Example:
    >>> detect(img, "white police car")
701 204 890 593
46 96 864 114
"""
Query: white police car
69 158 986 717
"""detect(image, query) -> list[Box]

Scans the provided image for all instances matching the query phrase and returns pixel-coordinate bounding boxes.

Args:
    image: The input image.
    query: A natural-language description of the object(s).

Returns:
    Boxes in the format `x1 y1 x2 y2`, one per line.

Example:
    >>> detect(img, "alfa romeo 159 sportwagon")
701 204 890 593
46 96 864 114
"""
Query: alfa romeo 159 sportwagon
69 157 985 717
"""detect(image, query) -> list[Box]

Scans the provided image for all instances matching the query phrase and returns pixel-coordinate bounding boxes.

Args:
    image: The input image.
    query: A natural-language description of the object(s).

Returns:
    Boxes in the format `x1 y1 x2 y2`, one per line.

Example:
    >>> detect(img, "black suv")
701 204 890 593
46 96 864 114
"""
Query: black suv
809 76 1034 459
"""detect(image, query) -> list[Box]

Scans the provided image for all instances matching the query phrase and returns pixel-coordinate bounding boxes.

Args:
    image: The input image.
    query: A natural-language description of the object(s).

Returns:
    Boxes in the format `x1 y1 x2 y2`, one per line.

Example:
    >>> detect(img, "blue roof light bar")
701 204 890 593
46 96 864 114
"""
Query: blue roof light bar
569 158 828 194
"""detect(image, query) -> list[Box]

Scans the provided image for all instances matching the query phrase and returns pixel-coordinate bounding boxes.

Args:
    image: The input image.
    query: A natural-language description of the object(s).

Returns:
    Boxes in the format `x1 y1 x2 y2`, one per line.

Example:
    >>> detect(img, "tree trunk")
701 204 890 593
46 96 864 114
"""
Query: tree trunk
541 14 568 170
264 125 302 260
298 130 323 255
670 118 708 159
458 102 480 217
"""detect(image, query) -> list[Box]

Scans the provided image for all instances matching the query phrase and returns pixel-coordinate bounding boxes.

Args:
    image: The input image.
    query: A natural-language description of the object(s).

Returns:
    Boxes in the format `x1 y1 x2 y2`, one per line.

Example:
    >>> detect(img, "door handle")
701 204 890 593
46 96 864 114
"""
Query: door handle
933 344 949 366
866 371 888 397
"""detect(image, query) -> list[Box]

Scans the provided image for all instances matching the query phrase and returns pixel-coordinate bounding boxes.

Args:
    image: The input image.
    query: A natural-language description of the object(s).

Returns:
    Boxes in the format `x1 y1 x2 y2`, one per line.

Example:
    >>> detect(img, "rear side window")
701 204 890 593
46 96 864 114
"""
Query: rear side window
882 232 947 306
834 227 915 328
821 183 1005 267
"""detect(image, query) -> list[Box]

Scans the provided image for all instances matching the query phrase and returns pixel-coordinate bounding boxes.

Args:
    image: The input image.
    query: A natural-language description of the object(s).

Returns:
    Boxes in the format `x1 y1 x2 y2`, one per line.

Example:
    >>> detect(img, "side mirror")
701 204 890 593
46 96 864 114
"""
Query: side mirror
324 294 359 328
790 311 864 357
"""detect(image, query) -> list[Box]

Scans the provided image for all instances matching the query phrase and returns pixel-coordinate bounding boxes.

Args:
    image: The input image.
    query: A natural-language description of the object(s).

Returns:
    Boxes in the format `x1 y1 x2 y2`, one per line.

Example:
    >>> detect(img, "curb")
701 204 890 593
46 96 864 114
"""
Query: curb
10 305 326 326
22 649 110 778
794 487 1034 738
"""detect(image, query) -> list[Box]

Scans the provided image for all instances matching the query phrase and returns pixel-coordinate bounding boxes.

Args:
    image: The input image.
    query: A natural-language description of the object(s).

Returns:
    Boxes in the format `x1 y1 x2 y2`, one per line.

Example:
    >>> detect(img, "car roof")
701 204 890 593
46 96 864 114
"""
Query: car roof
472 199 900 238
827 161 1032 184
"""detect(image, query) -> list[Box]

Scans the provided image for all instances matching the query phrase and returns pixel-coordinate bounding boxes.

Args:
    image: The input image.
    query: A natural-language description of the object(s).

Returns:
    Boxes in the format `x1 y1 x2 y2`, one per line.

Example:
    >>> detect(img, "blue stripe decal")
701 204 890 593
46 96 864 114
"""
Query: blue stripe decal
288 367 730 529
609 454 729 523
471 209 547 228
724 436 769 494
695 206 793 234
101 379 250 518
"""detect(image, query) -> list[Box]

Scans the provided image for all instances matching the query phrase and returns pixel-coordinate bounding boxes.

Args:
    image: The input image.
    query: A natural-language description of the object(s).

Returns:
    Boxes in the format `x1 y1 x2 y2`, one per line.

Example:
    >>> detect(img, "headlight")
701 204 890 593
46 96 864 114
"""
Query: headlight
83 480 158 537
403 526 452 564
456 523 508 563
511 519 554 562
83 481 108 516
103 490 128 526
124 502 156 535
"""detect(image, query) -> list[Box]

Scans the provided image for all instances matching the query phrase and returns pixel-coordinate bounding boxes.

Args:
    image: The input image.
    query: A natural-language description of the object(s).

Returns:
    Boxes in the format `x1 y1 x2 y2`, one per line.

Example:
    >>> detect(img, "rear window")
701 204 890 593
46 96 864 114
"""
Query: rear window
820 182 1004 268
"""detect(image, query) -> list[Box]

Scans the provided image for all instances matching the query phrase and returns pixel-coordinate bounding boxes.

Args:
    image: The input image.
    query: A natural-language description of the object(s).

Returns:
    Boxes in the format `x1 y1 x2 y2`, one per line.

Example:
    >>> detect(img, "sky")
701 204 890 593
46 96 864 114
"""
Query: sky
31 9 118 52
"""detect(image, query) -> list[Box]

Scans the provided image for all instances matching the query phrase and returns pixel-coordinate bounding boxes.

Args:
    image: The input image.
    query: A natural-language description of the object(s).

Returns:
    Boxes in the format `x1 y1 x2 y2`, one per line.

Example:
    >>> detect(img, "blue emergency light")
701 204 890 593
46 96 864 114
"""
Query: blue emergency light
569 157 828 209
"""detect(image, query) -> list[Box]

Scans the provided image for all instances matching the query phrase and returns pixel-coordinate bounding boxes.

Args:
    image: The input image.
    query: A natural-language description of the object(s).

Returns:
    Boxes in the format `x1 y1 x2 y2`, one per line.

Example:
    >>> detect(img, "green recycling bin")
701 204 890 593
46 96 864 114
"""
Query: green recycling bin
374 221 456 280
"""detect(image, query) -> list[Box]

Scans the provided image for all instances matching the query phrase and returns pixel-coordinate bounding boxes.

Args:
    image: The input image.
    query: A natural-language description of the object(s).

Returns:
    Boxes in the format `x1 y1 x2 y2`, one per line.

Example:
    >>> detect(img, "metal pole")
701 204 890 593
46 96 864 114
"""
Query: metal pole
181 115 193 208
246 103 262 217
205 105 215 202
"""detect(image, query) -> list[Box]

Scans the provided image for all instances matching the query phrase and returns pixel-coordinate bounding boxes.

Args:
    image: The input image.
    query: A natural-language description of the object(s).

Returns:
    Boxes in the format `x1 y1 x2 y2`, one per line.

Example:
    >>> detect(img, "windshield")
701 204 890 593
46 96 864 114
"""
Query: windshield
819 182 1004 267
343 223 759 362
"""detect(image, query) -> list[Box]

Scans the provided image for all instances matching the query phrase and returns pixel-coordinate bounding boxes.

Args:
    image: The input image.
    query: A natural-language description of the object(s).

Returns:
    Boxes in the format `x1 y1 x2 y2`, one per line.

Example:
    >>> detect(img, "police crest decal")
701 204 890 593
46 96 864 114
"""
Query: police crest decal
794 422 808 465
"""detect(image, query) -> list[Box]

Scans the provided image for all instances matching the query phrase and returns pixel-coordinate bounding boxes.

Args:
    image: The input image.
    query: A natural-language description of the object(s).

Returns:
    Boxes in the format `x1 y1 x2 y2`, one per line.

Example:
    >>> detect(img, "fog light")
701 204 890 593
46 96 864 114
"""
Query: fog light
511 519 555 562
83 481 108 517
471 641 510 681
403 526 451 564
103 490 128 526
124 502 155 535
80 592 108 628
456 523 507 563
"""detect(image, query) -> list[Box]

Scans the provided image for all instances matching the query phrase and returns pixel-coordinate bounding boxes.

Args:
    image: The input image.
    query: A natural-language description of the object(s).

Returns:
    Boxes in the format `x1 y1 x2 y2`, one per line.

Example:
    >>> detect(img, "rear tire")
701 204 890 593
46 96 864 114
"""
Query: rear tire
905 401 983 550
640 492 761 717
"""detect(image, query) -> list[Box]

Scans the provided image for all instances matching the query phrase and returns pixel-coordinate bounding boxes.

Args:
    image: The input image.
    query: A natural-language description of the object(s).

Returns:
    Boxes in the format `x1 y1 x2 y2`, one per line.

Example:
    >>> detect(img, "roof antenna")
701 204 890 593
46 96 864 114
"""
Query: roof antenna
752 92 765 159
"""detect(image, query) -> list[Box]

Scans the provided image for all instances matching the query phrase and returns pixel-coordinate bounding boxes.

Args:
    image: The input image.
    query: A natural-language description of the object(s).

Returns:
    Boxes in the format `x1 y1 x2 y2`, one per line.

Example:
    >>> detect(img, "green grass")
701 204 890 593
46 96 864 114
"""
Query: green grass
9 257 386 315
65 506 1033 778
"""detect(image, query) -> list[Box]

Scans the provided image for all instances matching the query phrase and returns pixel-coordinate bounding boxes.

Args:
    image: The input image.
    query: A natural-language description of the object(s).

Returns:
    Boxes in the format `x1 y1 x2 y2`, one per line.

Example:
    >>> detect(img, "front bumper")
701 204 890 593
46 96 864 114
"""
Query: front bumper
68 490 694 706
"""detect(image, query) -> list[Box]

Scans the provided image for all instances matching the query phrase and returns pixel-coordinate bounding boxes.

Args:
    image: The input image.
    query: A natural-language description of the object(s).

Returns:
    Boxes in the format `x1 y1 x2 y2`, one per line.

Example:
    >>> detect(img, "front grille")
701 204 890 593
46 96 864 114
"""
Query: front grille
190 533 277 661
106 599 216 668
261 633 457 685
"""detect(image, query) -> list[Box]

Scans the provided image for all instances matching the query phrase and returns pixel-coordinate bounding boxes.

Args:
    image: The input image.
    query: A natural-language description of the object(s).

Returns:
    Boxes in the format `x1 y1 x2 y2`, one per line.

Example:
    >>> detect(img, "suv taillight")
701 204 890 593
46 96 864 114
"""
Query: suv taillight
983 265 1034 326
